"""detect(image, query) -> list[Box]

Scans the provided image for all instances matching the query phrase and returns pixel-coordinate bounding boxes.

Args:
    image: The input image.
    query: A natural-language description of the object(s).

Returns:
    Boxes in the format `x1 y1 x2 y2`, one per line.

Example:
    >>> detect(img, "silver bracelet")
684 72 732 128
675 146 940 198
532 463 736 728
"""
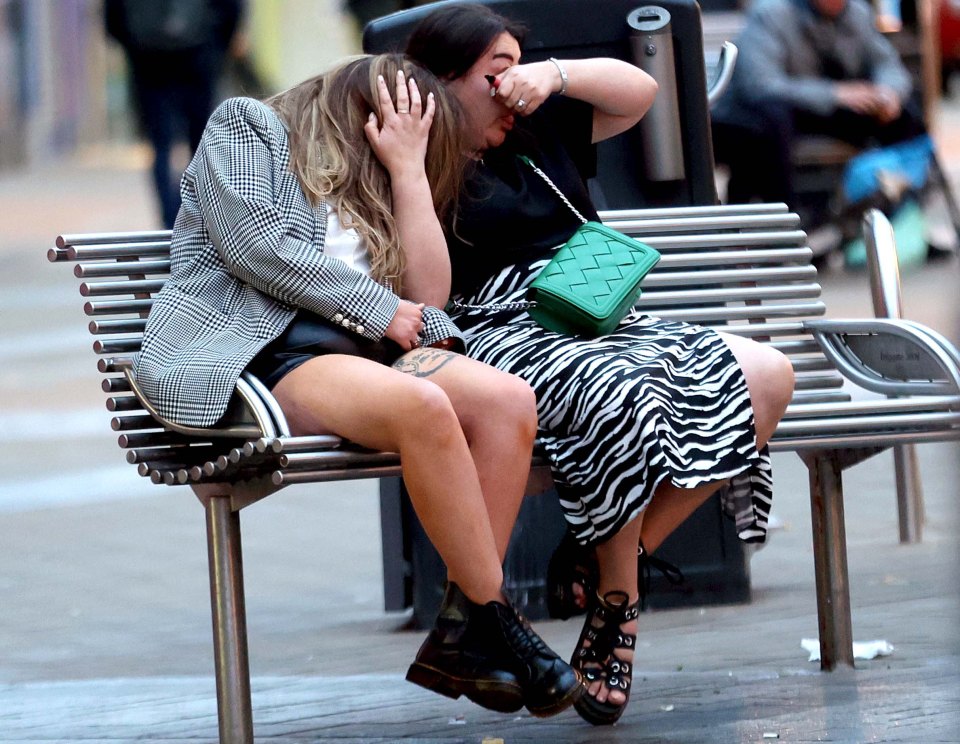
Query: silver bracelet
548 57 568 96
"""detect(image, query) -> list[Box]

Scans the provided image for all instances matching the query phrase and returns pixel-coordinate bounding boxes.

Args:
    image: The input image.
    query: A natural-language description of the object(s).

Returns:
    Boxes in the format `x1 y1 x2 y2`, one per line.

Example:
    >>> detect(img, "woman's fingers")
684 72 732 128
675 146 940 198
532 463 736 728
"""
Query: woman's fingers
375 74 396 119
395 69 411 115
404 73 421 117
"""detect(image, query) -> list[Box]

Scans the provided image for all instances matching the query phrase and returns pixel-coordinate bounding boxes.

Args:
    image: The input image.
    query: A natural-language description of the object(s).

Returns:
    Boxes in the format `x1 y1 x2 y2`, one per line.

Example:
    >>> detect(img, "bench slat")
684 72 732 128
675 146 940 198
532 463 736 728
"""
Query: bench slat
75 260 171 278
639 231 808 250
637 283 821 307
80 279 165 296
67 244 172 261
89 319 148 335
649 301 826 322
85 299 154 316
643 265 818 285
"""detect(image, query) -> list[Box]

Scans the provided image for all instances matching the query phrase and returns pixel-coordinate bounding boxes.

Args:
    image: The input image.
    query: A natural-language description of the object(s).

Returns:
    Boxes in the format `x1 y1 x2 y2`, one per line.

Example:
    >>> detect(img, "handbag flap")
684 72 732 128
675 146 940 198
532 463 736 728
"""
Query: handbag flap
530 222 660 320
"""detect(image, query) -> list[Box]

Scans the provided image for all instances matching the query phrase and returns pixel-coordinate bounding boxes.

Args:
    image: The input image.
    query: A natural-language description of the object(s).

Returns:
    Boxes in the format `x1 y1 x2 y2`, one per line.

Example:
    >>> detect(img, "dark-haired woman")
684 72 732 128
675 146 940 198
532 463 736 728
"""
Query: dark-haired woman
133 53 582 717
407 3 795 725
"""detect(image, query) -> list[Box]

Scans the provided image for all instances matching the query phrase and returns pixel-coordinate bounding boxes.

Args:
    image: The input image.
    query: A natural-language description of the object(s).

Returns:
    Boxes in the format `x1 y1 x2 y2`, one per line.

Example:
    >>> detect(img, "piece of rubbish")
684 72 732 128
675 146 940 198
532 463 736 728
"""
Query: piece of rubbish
801 638 895 662
659 704 675 712
448 715 466 725
762 733 780 739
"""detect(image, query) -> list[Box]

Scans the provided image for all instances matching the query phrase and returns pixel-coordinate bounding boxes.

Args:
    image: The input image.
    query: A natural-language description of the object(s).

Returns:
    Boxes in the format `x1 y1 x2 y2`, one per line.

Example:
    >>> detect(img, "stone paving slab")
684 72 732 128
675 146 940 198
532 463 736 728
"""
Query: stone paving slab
1 661 957 743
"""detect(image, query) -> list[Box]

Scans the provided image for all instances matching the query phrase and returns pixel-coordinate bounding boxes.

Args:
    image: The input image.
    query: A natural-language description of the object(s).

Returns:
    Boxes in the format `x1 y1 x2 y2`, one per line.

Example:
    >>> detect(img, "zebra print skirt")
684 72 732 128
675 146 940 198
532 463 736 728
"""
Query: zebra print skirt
453 257 773 547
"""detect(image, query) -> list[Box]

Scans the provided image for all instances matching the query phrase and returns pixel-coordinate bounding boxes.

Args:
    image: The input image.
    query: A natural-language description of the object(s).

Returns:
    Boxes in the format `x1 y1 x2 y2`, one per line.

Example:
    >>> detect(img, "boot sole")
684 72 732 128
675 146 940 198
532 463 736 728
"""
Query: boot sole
405 661 525 713
525 672 585 718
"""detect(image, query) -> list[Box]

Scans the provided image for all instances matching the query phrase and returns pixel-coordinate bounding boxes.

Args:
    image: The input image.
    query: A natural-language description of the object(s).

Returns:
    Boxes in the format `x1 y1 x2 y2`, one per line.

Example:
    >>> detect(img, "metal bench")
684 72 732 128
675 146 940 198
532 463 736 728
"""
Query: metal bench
47 203 960 743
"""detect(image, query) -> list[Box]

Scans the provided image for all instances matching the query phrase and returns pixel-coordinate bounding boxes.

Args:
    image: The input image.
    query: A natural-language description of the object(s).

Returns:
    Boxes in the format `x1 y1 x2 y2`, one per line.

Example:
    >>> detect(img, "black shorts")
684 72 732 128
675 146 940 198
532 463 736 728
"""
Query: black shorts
247 310 404 390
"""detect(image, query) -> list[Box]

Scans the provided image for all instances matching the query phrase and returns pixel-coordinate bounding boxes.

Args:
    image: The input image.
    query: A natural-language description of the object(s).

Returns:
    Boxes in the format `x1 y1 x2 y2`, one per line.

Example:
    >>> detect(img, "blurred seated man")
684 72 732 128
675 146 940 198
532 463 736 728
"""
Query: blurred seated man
711 0 925 225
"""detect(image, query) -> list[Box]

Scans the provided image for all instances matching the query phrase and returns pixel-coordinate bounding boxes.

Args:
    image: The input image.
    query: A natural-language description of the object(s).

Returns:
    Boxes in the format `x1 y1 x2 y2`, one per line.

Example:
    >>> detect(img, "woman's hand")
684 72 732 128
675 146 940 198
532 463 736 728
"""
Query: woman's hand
364 70 436 180
491 58 657 143
384 301 426 351
490 61 561 116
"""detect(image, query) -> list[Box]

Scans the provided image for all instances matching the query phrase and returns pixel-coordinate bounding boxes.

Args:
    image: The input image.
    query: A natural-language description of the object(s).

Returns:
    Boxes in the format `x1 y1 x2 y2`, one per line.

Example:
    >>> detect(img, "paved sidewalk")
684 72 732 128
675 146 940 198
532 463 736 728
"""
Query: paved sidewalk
1 93 959 744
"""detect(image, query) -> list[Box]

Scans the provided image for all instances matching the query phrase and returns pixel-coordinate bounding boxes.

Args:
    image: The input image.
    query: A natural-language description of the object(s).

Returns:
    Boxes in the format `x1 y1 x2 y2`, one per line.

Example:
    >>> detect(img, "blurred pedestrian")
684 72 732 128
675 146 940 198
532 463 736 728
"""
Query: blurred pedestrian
711 0 924 225
105 0 244 228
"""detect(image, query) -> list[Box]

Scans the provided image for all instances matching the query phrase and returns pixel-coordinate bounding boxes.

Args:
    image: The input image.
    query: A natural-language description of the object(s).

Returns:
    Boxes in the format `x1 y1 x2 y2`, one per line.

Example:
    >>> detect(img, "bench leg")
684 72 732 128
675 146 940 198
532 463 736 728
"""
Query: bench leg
805 452 855 671
894 444 925 544
205 495 254 743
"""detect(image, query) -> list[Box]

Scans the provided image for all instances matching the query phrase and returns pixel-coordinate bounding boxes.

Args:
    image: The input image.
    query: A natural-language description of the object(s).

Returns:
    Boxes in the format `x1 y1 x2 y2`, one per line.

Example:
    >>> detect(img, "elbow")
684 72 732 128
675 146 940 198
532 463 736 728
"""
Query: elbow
634 70 659 120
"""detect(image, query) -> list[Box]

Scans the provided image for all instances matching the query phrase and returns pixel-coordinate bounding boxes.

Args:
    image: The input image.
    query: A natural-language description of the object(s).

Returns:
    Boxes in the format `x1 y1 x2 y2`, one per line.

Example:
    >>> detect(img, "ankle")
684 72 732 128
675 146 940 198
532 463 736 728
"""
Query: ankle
447 578 506 607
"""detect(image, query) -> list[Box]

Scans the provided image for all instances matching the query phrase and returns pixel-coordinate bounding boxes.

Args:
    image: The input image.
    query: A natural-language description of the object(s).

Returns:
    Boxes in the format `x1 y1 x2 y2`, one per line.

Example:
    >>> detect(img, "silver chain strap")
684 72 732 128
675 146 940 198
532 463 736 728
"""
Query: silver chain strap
450 157 582 315
449 298 536 312
518 155 588 225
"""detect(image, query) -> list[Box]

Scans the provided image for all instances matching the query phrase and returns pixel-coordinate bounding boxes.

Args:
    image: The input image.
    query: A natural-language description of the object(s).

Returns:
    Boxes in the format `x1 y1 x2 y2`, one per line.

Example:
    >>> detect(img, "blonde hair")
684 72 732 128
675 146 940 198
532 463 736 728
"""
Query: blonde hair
266 54 465 289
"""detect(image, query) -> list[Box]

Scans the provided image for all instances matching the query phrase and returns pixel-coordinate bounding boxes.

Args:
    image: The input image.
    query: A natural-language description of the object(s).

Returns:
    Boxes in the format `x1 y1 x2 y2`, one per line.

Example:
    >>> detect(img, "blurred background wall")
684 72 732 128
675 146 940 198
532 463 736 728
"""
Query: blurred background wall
0 0 371 173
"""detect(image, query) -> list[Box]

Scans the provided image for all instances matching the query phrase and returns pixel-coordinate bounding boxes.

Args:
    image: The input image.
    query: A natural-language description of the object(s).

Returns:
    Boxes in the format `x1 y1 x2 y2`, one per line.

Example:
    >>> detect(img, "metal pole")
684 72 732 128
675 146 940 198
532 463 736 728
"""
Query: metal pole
805 452 855 670
205 495 254 743
863 209 926 543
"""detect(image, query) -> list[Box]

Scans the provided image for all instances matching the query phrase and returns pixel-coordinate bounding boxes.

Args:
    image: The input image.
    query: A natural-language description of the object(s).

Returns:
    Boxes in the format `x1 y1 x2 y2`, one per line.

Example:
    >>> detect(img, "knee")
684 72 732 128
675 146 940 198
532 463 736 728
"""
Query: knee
750 346 795 420
498 376 539 444
403 381 461 440
467 373 539 447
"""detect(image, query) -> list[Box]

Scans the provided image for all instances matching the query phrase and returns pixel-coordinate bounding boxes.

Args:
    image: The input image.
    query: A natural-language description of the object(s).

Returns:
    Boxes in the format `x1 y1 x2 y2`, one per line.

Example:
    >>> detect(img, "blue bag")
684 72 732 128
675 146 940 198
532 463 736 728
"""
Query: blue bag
842 134 934 205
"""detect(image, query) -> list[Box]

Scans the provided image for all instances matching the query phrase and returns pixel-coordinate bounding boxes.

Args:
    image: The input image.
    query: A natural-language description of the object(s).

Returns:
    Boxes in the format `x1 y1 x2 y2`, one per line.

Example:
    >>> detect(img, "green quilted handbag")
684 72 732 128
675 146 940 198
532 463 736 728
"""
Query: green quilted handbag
521 157 661 336
527 220 661 336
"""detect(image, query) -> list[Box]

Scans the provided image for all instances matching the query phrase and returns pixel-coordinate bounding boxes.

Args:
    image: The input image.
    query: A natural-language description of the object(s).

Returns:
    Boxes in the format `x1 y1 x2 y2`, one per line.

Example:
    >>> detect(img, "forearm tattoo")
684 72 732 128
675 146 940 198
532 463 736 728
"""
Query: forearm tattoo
392 348 458 377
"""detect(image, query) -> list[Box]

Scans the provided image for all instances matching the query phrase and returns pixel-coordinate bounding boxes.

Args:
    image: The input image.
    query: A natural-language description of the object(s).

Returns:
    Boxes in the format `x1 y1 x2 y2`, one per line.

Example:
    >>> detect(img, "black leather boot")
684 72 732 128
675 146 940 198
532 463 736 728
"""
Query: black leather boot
406 582 525 713
406 582 583 716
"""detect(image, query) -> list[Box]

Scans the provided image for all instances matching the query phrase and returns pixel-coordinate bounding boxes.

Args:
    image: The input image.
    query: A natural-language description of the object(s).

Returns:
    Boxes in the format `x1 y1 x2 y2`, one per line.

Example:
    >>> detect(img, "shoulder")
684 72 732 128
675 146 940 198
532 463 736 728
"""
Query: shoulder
209 97 285 136
840 0 879 25
746 0 798 24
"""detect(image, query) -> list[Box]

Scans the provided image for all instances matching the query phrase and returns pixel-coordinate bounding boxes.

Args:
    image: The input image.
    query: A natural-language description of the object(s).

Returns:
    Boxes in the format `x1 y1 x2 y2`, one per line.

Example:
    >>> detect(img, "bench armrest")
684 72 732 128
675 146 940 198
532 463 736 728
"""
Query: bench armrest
806 318 960 396
707 41 737 106
121 363 279 439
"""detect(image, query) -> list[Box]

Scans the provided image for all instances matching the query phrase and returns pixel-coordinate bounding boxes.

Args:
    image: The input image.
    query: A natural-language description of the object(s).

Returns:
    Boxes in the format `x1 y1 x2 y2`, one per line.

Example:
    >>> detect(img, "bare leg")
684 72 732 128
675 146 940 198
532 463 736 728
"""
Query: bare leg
270 354 505 604
579 333 794 710
718 331 795 447
395 348 538 560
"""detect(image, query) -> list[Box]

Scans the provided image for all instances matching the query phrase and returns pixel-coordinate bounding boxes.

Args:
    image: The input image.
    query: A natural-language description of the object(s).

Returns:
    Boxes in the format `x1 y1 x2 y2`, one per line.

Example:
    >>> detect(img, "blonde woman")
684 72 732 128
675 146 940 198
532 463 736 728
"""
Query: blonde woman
133 54 582 717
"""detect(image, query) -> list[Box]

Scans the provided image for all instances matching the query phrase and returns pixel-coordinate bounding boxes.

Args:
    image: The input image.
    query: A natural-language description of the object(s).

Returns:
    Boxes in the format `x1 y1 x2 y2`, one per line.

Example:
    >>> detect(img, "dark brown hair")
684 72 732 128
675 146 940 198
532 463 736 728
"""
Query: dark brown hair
405 3 527 81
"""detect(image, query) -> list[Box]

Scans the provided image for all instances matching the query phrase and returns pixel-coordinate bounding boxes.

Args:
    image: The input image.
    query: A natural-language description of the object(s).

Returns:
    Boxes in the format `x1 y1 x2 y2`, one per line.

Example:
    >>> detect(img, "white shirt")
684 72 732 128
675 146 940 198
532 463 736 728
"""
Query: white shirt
324 210 371 276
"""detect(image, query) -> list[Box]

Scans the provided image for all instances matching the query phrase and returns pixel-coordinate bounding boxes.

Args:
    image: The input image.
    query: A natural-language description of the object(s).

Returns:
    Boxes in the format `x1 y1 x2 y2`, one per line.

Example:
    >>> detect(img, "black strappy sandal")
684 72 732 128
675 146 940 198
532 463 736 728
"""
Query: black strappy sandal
571 590 640 726
546 532 599 620
637 539 685 610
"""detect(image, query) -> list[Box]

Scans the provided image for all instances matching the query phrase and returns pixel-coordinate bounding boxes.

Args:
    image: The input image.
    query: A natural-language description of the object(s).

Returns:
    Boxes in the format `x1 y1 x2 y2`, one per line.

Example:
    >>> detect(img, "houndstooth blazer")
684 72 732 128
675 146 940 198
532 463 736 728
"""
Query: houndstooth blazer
133 97 463 427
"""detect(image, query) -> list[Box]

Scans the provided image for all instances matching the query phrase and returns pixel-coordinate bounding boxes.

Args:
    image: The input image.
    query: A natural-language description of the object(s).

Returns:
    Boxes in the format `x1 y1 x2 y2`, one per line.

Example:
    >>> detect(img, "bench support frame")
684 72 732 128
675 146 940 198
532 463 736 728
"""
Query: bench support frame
199 488 254 744
803 446 884 670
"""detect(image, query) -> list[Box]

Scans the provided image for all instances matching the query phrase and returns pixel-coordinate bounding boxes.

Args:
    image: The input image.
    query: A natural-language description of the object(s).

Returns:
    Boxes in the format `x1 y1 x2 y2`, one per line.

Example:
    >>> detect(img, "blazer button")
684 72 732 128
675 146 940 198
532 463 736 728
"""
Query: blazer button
355 325 364 335
342 318 351 328
334 313 344 323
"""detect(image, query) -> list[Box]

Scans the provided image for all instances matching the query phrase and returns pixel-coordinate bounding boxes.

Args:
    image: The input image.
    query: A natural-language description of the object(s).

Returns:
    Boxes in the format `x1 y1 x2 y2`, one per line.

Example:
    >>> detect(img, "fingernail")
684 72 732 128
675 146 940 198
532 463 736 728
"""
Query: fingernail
428 91 434 99
377 74 384 83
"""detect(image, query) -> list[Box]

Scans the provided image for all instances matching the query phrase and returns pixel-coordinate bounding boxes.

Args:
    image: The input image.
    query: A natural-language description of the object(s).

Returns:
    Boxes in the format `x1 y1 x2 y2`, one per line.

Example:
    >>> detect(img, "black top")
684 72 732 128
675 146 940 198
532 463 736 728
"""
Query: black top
448 96 598 295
